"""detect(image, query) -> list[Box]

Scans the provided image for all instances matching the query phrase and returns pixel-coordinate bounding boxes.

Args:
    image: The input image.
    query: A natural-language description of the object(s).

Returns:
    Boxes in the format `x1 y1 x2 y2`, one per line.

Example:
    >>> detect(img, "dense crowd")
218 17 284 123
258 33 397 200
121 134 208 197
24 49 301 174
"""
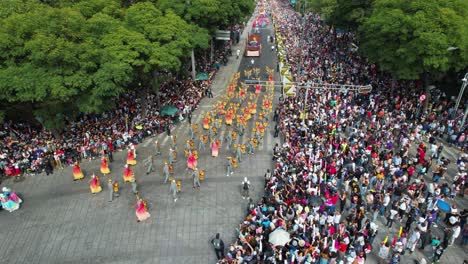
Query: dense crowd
220 0 467 264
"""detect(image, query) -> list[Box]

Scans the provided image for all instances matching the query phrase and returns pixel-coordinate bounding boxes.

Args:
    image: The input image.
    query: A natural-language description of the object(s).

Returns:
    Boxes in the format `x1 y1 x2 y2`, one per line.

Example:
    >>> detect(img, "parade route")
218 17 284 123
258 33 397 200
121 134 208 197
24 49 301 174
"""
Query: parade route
0 10 282 264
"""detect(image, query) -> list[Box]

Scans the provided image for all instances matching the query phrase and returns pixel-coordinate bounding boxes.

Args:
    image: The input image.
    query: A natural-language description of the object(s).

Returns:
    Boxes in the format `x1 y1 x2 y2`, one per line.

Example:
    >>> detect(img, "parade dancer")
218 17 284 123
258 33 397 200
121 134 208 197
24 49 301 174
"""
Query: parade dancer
126 148 137 165
163 161 170 183
107 178 114 202
225 131 233 150
187 151 198 170
113 181 120 197
192 168 201 190
185 140 192 153
169 148 177 164
130 177 138 194
236 144 243 162
169 135 176 149
134 196 150 222
144 155 153 175
211 139 220 157
198 134 206 151
226 157 234 176
123 164 134 182
100 157 111 175
89 174 102 194
72 162 85 181
154 140 161 156
247 138 255 155
170 179 178 202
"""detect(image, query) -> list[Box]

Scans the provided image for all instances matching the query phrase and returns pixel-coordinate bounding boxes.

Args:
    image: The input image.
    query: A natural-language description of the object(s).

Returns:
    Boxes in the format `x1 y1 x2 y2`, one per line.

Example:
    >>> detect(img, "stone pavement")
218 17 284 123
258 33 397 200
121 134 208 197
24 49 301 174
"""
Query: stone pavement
0 11 281 264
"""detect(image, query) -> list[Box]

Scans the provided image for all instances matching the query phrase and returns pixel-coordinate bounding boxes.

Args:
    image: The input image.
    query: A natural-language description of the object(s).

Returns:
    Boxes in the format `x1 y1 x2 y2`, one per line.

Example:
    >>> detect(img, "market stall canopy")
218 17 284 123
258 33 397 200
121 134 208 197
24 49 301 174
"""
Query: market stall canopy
160 105 179 117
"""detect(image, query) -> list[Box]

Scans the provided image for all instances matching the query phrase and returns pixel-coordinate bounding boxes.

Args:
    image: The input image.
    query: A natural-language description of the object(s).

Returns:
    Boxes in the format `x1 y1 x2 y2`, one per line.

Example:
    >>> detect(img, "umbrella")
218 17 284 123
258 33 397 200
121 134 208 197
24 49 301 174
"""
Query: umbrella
195 72 209 81
435 199 451 213
268 228 290 246
161 105 179 117
135 125 143 130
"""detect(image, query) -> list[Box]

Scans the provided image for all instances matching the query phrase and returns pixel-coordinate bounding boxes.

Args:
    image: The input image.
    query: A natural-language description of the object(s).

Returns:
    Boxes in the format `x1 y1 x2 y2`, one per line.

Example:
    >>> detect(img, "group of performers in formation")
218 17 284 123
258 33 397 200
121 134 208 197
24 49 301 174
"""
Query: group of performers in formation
4 67 275 221
72 143 150 222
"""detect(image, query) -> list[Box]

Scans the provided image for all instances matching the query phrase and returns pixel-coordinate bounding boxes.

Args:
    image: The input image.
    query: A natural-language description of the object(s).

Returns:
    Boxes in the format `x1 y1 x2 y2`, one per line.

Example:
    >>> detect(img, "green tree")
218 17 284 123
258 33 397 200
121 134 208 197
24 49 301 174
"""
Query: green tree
359 0 468 80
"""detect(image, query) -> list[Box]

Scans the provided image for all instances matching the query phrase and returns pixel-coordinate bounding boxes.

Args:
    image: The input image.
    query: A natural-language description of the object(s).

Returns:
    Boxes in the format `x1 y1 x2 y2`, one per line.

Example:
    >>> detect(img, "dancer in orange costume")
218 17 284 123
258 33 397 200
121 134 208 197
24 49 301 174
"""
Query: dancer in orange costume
100 157 110 175
126 149 137 165
134 196 150 222
72 162 84 181
211 140 220 157
89 174 102 194
122 164 135 182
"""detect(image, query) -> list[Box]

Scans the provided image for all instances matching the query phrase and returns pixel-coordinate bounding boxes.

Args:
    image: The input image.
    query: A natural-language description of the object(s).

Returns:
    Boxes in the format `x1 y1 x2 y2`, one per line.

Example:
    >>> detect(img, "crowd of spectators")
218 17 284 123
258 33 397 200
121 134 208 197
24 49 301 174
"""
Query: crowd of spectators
221 0 467 263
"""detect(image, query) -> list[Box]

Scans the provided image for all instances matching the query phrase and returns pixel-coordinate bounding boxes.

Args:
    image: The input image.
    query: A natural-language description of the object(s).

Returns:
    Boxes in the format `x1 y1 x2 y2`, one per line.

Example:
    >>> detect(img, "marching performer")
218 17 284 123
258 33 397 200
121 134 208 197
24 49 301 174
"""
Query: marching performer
198 134 206 151
192 168 201 190
100 156 110 175
169 135 176 149
107 178 114 202
211 139 220 157
185 140 192 152
236 144 243 162
72 162 85 181
144 155 153 175
154 140 161 156
169 148 177 164
170 179 178 202
225 130 233 150
226 157 234 176
134 196 150 222
247 138 255 155
89 174 102 194
163 161 170 183
126 148 137 165
123 164 135 182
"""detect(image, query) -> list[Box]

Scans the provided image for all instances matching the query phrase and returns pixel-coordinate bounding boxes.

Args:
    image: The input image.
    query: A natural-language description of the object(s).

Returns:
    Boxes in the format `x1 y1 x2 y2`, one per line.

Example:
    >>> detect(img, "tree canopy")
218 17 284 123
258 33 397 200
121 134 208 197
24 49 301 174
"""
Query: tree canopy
0 0 253 130
358 0 468 80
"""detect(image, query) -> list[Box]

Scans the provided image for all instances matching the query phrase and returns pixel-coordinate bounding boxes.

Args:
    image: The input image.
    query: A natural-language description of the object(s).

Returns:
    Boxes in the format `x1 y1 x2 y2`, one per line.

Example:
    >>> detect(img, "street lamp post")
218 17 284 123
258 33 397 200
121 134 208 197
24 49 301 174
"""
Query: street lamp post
457 73 468 129
454 73 468 114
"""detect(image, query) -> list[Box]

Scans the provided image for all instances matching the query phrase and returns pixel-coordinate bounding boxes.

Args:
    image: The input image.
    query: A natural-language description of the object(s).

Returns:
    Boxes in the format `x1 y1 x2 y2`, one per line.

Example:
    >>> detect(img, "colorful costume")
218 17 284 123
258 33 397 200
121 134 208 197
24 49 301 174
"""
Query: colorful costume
123 165 135 182
126 150 137 165
211 140 220 157
72 162 85 180
100 157 110 175
90 175 102 194
0 188 22 212
135 199 150 222
187 152 198 170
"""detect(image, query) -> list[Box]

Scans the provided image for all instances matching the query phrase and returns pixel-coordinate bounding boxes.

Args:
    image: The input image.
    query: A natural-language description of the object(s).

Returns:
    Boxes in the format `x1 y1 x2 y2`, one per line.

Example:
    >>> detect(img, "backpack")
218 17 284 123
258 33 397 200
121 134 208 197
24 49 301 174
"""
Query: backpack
212 239 221 249
243 182 249 190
